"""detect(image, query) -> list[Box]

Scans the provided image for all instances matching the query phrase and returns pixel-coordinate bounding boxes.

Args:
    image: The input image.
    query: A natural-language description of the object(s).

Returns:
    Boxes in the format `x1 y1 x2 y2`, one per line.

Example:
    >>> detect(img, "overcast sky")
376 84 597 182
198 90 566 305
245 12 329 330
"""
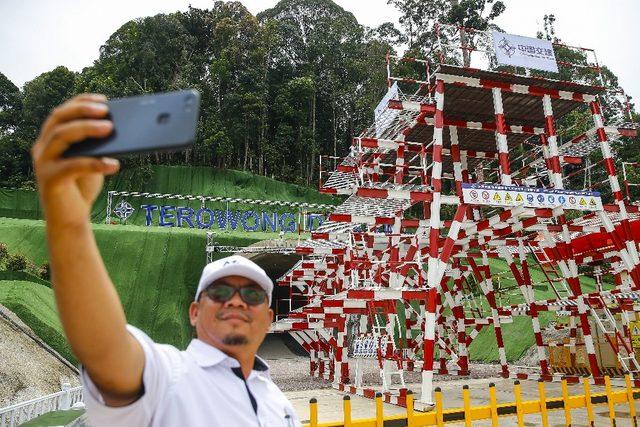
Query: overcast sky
1 0 638 103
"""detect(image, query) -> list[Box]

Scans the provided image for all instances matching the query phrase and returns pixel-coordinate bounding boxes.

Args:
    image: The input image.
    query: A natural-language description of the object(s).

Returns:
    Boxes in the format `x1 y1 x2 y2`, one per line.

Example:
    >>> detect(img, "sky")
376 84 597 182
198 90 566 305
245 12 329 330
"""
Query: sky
0 0 638 103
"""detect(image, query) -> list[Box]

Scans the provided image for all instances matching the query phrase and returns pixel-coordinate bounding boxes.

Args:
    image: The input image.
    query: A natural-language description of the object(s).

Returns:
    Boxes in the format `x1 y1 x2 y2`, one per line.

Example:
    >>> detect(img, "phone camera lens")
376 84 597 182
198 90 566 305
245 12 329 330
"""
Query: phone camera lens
157 112 171 124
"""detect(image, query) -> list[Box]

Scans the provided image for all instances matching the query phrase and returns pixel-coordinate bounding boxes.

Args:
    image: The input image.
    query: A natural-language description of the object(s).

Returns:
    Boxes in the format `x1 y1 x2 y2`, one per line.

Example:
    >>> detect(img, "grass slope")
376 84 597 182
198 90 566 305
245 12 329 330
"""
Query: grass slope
0 218 265 357
0 167 609 365
0 280 73 364
0 166 338 364
0 165 339 224
0 216 609 364
466 257 606 362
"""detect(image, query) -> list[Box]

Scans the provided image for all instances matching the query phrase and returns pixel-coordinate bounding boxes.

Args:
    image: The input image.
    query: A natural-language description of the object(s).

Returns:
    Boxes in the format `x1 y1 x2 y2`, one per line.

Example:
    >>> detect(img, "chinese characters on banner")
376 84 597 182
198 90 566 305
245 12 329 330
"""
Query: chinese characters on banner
462 183 603 211
491 31 559 73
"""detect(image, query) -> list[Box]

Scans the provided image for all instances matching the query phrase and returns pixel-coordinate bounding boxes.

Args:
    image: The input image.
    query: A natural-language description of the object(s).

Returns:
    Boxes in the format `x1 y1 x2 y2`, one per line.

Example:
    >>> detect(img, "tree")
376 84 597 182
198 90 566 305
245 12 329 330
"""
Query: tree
0 133 32 187
387 0 505 65
21 66 77 140
0 72 22 135
78 14 197 97
260 0 383 182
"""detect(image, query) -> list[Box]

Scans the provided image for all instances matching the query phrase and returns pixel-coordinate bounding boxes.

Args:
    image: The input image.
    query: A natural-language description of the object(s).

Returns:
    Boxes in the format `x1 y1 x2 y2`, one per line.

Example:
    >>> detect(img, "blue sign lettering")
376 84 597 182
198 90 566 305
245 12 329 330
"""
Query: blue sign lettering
262 212 278 232
279 213 297 233
196 208 215 228
139 204 325 233
241 211 260 232
159 206 175 227
176 207 195 228
140 205 158 226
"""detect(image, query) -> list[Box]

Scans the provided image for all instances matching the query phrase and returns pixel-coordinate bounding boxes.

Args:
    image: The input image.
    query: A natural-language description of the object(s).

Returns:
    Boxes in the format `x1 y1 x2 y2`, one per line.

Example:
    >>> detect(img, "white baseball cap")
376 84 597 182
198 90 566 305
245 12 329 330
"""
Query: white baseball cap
194 255 273 305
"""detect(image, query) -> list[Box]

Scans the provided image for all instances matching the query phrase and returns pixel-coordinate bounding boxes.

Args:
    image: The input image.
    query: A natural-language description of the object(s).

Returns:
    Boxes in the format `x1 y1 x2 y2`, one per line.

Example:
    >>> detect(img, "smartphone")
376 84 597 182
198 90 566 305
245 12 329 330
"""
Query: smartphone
63 89 200 158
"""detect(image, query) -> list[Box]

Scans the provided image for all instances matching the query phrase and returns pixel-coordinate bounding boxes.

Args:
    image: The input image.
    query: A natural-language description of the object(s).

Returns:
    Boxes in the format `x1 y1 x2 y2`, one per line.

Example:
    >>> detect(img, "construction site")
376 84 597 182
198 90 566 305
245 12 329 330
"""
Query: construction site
203 23 640 421
3 11 640 427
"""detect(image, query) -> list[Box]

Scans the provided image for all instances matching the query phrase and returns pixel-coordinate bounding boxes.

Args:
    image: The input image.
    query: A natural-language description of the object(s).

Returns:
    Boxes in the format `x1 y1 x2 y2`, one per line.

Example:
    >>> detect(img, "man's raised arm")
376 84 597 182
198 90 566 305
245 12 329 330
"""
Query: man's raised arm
32 94 144 406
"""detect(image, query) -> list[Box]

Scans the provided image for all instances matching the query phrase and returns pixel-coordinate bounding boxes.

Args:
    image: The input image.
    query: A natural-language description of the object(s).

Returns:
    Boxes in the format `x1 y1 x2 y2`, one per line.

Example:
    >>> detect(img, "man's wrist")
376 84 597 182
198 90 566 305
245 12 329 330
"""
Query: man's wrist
45 216 93 236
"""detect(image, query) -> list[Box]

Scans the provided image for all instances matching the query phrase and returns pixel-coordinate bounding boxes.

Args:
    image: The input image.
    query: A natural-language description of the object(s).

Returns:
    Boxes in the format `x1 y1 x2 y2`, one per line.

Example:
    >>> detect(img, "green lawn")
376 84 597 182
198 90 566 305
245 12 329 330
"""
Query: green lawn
0 165 339 224
19 409 84 427
0 217 267 359
0 279 72 363
464 257 609 362
0 165 339 364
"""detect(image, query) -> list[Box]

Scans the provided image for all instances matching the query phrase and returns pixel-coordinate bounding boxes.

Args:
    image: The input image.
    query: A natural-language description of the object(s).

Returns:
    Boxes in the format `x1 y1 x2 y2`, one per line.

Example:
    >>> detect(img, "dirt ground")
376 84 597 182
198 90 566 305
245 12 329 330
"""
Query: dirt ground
0 304 80 407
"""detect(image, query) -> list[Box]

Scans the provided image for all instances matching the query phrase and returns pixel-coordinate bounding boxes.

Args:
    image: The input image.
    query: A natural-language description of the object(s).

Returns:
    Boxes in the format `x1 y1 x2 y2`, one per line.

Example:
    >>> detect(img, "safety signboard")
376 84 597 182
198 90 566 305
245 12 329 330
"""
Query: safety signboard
631 320 640 350
462 183 603 211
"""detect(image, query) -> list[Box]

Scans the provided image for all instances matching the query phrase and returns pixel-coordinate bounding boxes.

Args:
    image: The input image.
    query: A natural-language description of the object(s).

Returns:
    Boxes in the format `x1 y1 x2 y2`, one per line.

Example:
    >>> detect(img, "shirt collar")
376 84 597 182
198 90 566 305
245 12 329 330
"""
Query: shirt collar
187 339 271 373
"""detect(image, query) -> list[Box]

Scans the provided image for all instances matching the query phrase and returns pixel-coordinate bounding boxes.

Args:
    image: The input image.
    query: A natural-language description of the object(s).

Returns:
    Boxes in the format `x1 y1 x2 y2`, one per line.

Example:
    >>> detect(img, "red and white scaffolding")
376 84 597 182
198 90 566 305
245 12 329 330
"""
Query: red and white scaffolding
262 24 640 408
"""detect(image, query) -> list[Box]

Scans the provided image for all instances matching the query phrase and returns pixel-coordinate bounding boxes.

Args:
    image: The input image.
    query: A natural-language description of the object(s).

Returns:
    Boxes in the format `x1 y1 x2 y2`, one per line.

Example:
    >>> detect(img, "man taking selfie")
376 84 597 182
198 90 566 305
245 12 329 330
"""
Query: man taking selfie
31 94 300 426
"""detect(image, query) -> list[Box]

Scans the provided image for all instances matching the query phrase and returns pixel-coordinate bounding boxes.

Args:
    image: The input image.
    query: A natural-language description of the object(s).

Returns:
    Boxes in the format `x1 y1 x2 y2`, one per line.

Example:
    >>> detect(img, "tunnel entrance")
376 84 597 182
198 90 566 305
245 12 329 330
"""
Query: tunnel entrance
243 252 306 320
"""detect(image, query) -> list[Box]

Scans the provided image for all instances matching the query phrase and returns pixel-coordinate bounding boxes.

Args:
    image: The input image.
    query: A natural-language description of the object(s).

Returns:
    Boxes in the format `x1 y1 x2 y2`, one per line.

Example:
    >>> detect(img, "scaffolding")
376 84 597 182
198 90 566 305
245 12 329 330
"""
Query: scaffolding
257 24 640 409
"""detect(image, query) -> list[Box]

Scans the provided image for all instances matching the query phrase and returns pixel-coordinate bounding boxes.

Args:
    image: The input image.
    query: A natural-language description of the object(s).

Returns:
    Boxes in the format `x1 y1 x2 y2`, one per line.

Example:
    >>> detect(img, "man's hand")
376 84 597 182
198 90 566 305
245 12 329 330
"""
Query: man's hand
32 94 144 406
32 93 120 226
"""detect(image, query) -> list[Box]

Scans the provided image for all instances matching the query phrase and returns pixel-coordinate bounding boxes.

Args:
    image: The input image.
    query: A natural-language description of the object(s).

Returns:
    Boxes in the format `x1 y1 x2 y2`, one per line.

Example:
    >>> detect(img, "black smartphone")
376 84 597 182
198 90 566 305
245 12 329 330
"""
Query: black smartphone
63 89 200 158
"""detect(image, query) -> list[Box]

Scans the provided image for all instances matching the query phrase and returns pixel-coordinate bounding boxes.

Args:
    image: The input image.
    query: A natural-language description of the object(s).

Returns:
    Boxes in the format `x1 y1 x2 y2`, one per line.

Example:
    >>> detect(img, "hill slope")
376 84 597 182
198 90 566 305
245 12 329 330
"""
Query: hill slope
0 165 339 224
0 167 605 365
0 217 267 360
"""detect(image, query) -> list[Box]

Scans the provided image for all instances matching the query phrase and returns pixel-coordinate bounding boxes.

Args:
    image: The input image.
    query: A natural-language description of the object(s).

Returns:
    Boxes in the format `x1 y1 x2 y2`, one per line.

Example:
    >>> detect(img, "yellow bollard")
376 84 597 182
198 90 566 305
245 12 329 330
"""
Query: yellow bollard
462 385 472 427
514 380 524 427
537 379 549 427
561 378 572 426
309 398 318 427
375 392 383 427
625 375 638 427
604 375 616 426
583 376 595 427
405 390 415 427
343 395 352 427
434 387 444 427
488 382 499 427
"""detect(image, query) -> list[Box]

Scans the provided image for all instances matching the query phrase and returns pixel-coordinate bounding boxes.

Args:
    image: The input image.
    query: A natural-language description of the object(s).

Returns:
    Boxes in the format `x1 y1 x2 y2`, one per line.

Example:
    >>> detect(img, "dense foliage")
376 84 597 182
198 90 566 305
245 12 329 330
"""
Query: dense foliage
0 0 636 191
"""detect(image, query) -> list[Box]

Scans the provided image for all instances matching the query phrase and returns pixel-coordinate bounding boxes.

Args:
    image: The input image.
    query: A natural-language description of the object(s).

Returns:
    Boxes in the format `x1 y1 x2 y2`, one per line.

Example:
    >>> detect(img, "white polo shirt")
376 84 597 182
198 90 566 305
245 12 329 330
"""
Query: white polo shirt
81 326 300 427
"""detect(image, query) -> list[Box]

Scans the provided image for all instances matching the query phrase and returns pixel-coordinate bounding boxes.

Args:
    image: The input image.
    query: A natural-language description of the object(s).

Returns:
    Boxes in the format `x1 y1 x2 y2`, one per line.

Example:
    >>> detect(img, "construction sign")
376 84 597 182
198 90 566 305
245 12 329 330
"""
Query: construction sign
462 183 603 211
631 320 640 350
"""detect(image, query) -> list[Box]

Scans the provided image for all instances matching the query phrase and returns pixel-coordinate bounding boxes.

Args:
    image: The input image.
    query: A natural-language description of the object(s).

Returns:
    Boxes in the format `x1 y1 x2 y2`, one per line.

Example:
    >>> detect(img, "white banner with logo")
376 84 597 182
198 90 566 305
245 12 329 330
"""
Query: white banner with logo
492 31 559 73
462 183 603 211
374 82 399 138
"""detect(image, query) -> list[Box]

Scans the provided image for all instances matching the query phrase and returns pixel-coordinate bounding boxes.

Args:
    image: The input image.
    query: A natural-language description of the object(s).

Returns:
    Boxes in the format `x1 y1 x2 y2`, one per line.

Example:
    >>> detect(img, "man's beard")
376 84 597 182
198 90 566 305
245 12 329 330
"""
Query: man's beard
222 334 249 346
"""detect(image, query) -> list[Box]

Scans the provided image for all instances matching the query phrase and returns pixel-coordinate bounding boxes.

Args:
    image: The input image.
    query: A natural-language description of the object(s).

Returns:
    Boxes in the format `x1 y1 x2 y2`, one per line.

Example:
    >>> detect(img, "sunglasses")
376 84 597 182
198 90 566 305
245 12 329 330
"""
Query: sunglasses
203 284 267 306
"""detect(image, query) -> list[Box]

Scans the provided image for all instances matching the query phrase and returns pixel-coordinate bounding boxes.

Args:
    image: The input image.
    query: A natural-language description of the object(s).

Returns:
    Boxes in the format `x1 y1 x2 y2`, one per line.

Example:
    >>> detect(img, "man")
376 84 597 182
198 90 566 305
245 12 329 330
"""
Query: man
32 94 300 426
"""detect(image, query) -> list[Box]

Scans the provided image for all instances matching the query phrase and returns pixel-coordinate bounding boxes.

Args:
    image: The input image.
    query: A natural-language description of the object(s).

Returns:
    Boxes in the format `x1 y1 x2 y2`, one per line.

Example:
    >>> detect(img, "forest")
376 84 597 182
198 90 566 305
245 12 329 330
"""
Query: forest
0 0 637 190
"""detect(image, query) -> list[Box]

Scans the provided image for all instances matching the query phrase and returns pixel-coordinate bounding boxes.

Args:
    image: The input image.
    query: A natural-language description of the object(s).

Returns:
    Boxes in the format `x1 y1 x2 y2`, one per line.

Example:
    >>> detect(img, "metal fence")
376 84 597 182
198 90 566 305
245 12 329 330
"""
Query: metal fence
0 384 83 427
305 375 638 426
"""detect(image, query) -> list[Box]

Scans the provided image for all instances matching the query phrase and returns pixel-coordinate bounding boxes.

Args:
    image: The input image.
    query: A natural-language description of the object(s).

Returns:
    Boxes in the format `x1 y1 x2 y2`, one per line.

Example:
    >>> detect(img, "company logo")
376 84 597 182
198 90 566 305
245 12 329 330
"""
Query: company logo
498 37 517 58
114 200 135 221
